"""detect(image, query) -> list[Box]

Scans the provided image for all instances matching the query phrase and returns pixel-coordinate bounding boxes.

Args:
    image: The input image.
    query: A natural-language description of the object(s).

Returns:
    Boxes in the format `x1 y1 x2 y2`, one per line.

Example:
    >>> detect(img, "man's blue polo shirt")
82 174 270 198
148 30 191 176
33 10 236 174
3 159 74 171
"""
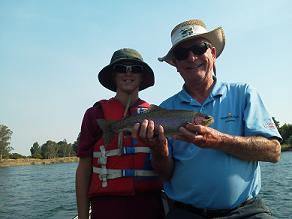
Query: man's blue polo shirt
160 80 282 209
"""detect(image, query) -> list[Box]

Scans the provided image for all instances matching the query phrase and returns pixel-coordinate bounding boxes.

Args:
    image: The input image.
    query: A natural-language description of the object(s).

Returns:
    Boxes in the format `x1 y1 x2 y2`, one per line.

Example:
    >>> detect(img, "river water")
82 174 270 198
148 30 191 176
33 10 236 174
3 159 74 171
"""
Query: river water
0 152 291 219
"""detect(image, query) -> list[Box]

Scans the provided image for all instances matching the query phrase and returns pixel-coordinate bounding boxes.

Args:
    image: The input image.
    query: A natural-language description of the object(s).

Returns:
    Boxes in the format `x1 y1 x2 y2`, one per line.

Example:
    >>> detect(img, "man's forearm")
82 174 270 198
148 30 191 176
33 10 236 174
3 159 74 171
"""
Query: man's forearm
219 134 281 163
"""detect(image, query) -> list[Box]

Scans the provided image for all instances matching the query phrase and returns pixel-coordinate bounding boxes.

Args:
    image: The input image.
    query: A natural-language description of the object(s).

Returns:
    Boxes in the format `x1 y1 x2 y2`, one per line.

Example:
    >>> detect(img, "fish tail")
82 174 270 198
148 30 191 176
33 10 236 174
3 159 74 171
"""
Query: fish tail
97 119 115 146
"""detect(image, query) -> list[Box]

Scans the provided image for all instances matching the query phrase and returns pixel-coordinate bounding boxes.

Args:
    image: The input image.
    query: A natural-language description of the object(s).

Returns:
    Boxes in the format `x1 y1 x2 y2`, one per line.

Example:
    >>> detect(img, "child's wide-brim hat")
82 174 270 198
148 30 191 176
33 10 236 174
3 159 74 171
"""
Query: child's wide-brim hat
158 19 225 66
98 48 154 92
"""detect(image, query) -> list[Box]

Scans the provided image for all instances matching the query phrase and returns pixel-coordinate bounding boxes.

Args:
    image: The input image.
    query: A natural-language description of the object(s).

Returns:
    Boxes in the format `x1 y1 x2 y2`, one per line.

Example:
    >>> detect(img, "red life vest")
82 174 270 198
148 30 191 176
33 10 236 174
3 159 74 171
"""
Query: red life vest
88 98 162 197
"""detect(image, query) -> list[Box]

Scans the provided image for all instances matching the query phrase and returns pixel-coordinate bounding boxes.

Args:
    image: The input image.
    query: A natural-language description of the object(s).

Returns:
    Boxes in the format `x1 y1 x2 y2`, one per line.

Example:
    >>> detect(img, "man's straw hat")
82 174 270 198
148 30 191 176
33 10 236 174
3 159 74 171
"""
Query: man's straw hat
158 19 225 66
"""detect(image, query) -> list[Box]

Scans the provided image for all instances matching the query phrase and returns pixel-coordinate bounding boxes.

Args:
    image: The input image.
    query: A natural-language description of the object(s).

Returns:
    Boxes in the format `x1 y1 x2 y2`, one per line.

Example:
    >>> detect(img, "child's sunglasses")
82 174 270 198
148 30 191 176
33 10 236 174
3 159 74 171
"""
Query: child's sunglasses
113 64 144 74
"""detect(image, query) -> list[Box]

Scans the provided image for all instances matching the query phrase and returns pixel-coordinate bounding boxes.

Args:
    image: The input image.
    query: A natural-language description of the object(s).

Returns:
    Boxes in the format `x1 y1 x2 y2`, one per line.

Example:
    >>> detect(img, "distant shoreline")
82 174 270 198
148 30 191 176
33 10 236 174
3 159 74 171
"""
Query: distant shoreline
1 146 291 168
281 144 292 152
0 157 79 168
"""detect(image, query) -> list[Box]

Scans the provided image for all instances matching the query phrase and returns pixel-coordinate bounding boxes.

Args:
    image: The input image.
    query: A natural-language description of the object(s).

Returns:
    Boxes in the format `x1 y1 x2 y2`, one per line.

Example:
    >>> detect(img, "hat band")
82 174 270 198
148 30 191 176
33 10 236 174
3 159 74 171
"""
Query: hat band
171 24 207 46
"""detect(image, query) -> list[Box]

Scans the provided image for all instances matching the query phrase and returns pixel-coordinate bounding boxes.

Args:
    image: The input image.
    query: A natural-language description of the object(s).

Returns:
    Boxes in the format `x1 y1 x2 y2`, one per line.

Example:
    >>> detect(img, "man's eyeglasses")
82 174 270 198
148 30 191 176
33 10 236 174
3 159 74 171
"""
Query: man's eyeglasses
173 42 211 61
113 64 144 74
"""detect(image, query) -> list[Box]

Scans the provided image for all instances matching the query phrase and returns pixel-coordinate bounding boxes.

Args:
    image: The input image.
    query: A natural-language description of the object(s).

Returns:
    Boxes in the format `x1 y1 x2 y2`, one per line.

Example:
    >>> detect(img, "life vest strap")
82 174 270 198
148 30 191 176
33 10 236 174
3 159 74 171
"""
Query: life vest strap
93 147 151 158
93 166 158 187
93 167 158 178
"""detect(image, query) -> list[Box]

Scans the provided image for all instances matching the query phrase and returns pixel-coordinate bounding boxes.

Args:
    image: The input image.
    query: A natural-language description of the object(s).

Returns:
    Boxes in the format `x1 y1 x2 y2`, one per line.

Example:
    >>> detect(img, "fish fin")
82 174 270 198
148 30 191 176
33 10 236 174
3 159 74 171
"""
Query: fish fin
148 104 165 112
97 119 115 146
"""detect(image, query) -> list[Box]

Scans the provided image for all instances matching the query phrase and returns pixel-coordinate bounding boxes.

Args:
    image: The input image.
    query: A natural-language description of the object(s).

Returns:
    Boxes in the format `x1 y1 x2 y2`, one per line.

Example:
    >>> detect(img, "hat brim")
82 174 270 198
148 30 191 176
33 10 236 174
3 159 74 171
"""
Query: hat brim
158 27 225 66
98 59 155 92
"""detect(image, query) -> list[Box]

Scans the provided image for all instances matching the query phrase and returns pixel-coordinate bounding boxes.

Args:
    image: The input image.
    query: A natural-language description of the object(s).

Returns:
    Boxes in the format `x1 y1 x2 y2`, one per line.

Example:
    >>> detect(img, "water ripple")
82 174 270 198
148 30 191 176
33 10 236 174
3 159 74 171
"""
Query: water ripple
0 163 77 219
260 151 292 219
0 153 292 219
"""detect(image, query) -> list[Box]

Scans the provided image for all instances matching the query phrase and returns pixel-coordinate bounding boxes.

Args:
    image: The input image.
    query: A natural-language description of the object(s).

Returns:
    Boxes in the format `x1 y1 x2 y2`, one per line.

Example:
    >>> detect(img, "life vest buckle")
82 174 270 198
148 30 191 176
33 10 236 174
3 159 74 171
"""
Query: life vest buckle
98 145 108 165
99 146 108 187
98 166 108 188
98 156 107 165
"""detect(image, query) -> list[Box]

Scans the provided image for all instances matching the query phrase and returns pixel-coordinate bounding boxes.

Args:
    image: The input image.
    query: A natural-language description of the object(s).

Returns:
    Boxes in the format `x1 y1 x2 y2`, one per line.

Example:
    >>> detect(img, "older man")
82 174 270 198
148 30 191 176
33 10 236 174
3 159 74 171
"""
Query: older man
134 19 282 219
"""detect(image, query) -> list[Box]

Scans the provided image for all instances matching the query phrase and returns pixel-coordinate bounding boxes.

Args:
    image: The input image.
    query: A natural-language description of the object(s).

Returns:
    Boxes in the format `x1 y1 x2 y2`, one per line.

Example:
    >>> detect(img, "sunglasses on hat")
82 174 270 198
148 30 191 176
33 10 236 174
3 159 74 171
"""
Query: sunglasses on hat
113 64 144 74
173 42 211 61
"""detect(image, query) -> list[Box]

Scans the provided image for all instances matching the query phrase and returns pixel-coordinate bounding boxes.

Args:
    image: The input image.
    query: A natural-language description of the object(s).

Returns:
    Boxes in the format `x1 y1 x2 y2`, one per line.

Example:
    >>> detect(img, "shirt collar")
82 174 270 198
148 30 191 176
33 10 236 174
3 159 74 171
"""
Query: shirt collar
178 76 227 105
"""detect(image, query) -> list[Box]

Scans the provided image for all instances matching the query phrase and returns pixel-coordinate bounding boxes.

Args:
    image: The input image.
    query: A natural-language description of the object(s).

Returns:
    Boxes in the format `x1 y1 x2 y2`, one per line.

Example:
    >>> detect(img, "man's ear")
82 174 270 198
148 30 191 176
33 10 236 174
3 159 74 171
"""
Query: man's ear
211 47 217 59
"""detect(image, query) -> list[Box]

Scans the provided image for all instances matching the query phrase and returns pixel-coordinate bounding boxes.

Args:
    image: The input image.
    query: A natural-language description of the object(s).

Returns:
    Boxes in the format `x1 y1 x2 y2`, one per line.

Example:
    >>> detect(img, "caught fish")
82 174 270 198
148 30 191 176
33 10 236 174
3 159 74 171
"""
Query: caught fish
97 105 214 145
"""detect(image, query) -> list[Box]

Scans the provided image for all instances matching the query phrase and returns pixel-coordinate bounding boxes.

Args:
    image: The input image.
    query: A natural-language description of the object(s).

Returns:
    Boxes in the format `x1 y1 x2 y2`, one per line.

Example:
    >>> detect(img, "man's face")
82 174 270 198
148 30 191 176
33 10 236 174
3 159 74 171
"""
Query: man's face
172 38 216 86
113 62 143 93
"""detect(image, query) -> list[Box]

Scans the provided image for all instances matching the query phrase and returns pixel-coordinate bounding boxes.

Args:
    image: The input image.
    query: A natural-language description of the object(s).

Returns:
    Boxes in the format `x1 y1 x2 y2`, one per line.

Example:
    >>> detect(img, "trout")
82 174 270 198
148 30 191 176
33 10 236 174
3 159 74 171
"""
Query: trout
97 105 214 145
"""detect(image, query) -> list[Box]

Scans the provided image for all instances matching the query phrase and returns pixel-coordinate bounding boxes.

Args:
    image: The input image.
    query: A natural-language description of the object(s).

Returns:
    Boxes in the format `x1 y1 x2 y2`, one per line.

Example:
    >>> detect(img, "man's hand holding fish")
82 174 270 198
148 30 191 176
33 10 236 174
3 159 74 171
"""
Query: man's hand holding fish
174 123 226 149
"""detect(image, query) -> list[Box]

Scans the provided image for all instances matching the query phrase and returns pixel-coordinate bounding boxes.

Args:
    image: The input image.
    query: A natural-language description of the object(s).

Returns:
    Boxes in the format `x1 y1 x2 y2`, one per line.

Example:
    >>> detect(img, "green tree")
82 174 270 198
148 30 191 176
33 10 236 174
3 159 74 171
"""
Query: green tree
57 139 73 157
41 140 58 159
279 124 292 144
10 153 26 159
0 124 13 160
72 133 80 154
30 142 42 158
288 135 292 146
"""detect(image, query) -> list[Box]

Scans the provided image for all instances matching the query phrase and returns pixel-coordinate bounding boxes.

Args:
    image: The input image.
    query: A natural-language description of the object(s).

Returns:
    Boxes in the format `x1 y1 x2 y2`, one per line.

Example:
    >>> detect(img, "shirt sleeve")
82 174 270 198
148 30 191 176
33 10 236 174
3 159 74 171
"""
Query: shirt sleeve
243 85 282 141
77 104 103 157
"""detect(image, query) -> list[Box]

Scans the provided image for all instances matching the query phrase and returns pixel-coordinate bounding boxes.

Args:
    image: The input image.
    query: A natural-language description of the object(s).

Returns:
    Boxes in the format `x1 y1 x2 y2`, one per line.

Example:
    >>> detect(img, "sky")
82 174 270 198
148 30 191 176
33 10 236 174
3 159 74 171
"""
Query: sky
1 0 292 156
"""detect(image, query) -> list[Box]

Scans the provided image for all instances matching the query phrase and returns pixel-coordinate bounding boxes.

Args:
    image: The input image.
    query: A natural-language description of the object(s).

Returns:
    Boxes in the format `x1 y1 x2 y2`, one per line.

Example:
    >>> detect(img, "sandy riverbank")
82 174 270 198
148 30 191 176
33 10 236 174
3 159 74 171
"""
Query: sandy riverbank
0 157 79 168
0 144 291 168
